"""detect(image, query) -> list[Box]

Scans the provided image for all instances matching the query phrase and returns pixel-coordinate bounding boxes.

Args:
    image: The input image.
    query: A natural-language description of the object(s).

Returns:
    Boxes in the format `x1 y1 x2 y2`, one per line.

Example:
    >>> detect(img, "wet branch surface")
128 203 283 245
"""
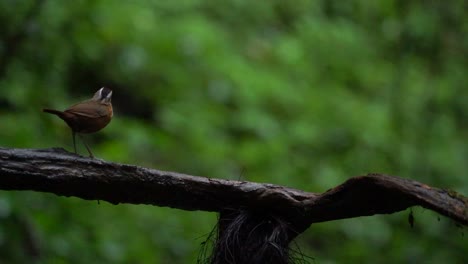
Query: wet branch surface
0 147 467 231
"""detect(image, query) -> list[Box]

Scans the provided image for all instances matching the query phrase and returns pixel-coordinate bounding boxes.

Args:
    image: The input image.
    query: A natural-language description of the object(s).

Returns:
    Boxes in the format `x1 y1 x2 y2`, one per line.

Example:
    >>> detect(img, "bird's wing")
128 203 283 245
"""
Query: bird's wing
65 102 107 118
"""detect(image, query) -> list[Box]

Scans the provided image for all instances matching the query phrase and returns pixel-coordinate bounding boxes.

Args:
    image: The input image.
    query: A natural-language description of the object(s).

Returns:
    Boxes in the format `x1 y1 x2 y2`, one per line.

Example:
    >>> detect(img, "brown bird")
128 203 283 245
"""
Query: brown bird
43 87 113 158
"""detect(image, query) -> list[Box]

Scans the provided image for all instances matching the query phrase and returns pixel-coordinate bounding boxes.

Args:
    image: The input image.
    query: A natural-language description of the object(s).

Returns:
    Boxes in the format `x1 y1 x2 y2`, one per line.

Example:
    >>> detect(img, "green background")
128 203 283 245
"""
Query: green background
0 0 467 263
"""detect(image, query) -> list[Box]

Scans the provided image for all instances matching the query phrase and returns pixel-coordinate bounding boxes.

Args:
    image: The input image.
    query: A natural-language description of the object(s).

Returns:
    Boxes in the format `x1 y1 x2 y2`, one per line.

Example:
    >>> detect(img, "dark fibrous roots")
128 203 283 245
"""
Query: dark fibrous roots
198 209 314 264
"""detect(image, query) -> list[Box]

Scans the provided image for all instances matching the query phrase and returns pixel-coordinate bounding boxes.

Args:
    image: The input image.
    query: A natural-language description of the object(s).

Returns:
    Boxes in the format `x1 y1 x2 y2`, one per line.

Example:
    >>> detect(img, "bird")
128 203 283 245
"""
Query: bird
43 87 113 158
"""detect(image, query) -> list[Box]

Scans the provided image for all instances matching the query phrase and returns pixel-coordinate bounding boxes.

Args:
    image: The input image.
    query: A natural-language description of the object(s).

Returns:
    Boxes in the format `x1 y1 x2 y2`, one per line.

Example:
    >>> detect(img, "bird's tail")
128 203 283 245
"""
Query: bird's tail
43 108 64 116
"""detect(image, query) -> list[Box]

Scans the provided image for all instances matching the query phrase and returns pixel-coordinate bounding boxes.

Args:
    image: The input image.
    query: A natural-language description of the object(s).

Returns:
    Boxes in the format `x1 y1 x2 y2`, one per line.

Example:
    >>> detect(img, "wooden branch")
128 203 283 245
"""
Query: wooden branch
1 147 467 231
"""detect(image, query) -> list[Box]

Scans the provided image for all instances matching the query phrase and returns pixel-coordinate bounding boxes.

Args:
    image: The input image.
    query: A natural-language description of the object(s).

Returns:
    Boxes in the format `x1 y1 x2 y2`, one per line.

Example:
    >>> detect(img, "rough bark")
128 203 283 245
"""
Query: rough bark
0 147 467 233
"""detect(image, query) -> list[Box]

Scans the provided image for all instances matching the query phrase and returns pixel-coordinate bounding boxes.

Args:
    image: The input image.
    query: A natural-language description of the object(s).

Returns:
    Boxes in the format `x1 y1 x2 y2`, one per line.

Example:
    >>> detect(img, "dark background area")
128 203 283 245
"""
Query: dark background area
0 0 467 263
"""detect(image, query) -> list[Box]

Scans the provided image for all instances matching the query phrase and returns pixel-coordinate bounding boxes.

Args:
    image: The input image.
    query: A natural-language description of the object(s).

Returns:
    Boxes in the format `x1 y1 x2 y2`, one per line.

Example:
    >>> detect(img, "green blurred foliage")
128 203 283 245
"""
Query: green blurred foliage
0 0 467 263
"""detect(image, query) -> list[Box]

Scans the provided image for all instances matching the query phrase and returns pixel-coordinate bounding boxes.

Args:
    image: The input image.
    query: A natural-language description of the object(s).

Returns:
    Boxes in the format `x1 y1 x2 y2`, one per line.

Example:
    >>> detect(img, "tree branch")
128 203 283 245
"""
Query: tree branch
1 147 467 232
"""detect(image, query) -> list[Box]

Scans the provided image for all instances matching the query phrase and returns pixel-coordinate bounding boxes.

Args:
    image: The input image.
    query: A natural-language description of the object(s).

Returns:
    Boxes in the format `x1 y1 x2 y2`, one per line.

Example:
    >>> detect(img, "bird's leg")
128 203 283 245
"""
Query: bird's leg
72 130 77 154
78 134 94 158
